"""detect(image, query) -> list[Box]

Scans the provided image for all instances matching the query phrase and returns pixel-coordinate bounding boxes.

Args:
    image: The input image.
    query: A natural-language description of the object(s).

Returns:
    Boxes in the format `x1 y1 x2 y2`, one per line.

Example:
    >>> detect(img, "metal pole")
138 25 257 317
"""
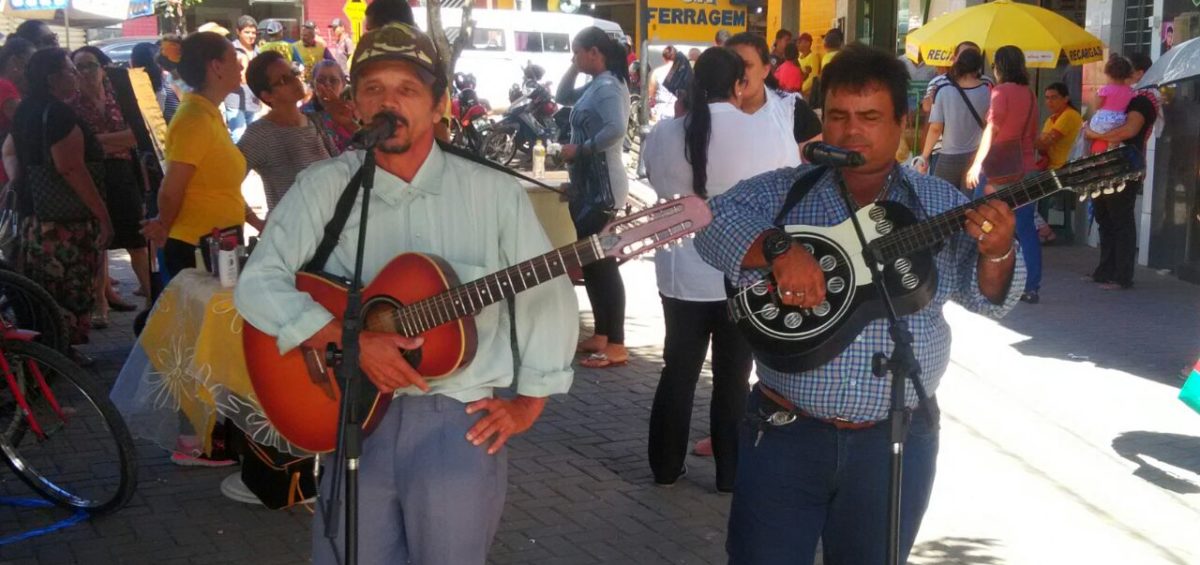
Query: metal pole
64 8 71 50
638 0 649 127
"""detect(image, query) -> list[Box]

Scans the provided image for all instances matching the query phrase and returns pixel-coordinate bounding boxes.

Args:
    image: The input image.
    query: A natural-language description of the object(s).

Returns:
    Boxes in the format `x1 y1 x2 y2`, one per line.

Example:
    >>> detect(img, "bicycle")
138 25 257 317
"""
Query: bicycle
0 267 70 354
0 333 137 515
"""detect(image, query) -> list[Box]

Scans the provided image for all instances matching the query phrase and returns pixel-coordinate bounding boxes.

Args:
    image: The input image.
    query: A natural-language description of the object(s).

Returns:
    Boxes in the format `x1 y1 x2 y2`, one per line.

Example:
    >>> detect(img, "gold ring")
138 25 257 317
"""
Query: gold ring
981 220 994 234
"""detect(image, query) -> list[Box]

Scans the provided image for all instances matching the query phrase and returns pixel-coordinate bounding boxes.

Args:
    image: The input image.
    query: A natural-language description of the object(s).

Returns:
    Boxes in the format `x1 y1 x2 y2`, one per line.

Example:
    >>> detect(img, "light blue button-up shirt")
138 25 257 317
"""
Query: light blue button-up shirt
234 145 579 403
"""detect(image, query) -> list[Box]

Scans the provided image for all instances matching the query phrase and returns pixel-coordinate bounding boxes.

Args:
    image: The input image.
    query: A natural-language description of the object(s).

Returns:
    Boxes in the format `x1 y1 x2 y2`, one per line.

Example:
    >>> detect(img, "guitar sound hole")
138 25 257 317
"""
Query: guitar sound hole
784 312 803 329
875 220 893 235
819 255 837 272
894 258 912 274
827 277 846 294
751 282 770 296
868 206 886 221
901 273 919 290
803 243 815 255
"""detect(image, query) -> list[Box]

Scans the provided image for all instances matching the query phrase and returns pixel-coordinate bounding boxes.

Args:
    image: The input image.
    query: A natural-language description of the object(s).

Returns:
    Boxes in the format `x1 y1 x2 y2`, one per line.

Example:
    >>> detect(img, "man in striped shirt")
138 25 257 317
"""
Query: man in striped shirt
695 44 1024 565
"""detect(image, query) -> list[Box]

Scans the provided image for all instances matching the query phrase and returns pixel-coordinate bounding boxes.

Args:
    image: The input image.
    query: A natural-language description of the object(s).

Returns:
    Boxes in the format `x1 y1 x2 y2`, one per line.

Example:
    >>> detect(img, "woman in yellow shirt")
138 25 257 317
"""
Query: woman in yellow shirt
1035 82 1083 170
141 31 264 276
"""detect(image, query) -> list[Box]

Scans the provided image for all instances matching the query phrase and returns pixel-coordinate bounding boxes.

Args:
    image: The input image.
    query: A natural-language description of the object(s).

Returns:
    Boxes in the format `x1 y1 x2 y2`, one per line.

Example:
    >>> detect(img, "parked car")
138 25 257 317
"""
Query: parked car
418 9 624 113
90 36 160 66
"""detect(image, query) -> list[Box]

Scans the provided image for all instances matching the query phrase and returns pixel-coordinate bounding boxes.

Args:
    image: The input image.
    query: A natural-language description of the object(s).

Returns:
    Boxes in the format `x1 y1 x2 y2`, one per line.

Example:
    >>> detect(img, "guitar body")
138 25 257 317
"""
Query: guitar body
727 147 1144 373
727 201 937 373
242 253 476 454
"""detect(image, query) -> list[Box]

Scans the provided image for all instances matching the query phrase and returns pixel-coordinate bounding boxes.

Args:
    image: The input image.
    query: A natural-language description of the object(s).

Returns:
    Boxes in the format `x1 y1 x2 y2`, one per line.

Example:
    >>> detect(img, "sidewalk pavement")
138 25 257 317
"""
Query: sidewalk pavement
2 224 1199 562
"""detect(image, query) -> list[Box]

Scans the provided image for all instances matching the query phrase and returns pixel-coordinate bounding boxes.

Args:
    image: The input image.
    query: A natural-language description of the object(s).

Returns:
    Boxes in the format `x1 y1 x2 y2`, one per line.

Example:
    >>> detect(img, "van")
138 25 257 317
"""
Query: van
417 8 626 112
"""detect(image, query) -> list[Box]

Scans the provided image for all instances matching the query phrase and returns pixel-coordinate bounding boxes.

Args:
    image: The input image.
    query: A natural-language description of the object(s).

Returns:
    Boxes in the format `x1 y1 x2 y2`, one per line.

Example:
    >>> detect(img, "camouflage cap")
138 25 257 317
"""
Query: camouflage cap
351 23 441 82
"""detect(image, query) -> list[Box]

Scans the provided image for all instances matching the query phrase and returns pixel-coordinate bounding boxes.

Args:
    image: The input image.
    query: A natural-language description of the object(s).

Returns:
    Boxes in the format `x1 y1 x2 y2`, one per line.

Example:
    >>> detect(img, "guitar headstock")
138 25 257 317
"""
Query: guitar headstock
597 195 713 261
1054 146 1145 200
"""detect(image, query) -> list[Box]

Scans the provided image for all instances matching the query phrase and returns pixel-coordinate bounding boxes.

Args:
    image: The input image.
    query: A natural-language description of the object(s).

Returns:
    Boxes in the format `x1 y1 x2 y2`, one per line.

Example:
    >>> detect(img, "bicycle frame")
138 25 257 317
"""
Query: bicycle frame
1 325 64 442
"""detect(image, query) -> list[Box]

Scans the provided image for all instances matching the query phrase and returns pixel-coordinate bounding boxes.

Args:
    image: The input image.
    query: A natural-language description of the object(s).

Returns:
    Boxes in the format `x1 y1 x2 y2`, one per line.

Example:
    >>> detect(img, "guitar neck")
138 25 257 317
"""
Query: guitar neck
871 170 1063 262
397 238 603 335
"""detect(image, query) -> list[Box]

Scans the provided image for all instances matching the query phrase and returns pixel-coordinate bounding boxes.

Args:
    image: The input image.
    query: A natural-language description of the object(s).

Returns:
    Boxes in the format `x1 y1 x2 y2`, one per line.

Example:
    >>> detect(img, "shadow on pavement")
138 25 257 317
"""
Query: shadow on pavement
910 536 1005 564
1111 431 1200 494
994 245 1200 383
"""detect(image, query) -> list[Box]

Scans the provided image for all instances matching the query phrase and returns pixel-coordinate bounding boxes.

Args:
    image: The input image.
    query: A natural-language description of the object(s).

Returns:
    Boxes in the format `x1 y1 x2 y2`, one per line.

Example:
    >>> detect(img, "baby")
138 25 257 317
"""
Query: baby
1089 54 1135 154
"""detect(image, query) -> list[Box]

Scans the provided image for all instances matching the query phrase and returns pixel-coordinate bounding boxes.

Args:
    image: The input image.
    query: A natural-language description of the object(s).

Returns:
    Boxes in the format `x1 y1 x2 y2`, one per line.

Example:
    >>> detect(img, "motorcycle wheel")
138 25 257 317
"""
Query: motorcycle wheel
449 119 468 149
483 129 517 166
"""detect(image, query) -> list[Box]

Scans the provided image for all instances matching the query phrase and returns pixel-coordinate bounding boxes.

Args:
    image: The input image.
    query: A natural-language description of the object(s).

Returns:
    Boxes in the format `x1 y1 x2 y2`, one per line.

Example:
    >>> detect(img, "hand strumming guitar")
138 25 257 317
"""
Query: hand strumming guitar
743 230 827 310
303 320 428 394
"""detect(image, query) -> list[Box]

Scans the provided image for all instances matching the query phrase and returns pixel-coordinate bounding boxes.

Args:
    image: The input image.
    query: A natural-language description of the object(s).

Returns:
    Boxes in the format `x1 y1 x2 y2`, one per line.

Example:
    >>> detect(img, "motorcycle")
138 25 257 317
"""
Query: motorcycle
484 63 565 168
449 72 491 156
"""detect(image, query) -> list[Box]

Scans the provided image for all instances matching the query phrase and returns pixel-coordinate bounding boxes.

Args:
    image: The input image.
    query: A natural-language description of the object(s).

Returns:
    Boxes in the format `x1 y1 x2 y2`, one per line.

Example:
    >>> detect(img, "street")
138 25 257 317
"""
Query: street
1 223 1198 564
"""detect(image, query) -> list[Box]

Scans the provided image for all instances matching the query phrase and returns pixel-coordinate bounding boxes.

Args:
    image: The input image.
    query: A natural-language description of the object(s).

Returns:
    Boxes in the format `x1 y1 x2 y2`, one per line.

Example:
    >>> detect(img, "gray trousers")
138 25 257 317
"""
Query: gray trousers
932 151 976 194
312 394 508 565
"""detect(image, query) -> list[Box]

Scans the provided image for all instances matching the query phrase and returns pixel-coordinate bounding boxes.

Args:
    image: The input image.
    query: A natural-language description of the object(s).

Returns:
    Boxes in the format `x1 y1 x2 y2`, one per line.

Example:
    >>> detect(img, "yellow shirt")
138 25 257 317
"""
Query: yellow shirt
799 51 820 96
1042 107 1083 170
821 50 839 69
165 94 247 245
294 41 326 83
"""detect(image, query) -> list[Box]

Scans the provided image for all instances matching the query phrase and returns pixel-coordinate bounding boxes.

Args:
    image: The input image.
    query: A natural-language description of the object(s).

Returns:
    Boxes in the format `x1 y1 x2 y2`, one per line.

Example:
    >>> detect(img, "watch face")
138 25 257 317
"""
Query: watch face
765 233 791 260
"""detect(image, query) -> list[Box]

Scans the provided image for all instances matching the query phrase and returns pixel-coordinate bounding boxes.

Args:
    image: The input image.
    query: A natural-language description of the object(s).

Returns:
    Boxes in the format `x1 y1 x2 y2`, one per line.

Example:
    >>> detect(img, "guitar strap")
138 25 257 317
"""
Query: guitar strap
773 167 829 226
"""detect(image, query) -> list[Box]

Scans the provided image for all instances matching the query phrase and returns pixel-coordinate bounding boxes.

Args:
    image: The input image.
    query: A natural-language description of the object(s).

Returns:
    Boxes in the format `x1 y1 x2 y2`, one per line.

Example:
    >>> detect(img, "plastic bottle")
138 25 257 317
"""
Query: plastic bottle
532 140 546 179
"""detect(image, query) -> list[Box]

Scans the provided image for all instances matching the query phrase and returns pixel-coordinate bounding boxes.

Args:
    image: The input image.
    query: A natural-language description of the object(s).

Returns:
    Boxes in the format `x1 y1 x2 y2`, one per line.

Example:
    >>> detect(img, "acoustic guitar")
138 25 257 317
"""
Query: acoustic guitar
242 196 711 453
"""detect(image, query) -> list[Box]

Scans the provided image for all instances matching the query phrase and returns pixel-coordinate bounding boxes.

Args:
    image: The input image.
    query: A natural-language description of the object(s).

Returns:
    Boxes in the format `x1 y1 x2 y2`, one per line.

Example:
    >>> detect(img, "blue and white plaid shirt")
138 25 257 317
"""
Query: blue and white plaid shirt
695 165 1026 422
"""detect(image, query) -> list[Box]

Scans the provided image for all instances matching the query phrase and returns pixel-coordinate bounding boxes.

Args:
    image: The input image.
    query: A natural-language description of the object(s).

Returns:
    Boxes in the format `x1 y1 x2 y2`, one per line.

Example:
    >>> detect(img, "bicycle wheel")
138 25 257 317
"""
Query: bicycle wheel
0 339 137 514
0 269 70 353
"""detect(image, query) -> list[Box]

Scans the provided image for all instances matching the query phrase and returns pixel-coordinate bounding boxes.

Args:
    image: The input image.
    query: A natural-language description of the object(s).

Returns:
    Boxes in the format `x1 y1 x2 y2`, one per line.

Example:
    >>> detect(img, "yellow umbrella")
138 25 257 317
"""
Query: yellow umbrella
905 0 1104 69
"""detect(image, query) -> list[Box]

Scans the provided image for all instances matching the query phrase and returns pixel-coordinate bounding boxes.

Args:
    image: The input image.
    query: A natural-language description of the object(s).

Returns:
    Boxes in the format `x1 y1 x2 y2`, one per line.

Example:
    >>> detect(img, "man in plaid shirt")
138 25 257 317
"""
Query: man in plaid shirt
695 44 1025 565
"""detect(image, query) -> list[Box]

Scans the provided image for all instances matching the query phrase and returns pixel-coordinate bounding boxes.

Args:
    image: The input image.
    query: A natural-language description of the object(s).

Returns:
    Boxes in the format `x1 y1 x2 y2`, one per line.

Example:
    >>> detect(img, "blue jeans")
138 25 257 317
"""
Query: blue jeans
974 173 1041 293
726 388 940 565
1014 204 1041 292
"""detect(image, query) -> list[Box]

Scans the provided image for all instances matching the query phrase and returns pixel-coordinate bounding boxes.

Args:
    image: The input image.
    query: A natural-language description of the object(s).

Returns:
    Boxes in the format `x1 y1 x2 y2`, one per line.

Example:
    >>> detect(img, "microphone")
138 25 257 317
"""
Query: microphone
802 142 866 168
353 112 400 148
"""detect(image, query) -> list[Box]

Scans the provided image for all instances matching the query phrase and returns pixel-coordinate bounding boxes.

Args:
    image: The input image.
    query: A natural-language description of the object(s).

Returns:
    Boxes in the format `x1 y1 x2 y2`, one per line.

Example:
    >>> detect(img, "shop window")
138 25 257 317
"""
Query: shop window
1123 0 1154 55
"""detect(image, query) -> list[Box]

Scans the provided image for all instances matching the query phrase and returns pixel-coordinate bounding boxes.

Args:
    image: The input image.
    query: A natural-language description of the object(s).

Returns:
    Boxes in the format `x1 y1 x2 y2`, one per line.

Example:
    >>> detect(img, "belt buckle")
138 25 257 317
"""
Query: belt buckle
767 411 797 426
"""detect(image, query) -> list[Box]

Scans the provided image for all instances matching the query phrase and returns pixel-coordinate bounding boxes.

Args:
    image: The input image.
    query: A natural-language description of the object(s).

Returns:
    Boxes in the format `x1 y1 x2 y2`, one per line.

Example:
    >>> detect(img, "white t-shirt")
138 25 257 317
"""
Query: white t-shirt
644 102 802 301
650 64 675 121
748 89 806 168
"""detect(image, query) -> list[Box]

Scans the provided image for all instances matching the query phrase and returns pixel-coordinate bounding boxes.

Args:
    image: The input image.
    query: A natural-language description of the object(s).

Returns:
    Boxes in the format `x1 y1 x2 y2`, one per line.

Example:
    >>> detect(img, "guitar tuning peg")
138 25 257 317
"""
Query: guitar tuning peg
657 198 667 205
1102 186 1115 195
672 194 683 200
1078 193 1087 203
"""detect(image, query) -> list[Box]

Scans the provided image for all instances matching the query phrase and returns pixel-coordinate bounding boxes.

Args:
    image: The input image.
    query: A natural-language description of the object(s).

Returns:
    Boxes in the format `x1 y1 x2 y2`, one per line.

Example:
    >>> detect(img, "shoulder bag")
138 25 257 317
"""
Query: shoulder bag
982 88 1035 185
25 104 106 222
949 79 986 129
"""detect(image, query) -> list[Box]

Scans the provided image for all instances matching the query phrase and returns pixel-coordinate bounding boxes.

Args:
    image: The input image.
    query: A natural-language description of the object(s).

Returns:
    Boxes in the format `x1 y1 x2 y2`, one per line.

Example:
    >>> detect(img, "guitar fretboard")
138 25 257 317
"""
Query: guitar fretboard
869 170 1063 262
369 238 602 336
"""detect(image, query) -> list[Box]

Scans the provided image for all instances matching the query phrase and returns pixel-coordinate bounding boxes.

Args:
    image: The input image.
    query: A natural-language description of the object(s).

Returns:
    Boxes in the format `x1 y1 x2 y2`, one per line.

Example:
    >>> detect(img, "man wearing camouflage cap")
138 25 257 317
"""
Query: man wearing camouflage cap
235 23 578 564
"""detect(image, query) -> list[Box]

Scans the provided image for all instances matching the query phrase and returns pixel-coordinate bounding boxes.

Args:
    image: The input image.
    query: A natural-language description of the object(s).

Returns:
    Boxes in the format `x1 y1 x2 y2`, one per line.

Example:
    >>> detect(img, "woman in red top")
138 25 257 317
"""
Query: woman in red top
966 45 1042 303
772 42 805 93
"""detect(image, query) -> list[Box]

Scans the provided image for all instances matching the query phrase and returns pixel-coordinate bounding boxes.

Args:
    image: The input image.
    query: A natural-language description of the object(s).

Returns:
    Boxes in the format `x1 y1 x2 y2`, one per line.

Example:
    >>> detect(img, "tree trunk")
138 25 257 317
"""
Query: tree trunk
425 0 474 83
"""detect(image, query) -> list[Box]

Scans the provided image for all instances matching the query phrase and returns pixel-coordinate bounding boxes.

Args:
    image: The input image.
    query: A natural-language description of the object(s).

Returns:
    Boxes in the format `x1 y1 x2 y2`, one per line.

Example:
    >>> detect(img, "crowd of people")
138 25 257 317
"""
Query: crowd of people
0 6 1166 563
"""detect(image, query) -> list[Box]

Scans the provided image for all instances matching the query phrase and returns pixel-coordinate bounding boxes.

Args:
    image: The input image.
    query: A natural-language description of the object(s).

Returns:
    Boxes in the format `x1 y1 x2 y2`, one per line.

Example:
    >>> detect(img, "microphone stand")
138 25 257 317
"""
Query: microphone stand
831 168 931 565
319 148 377 565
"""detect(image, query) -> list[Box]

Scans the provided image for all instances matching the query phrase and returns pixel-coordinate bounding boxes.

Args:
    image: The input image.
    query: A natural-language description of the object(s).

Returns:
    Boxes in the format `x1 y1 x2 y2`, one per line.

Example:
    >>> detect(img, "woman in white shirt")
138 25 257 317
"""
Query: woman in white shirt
643 47 802 493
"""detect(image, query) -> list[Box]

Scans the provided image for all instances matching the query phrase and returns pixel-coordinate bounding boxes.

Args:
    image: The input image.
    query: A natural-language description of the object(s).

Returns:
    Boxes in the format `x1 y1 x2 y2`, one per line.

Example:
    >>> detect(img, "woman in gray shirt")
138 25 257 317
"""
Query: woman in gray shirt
556 27 631 369
918 48 990 192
